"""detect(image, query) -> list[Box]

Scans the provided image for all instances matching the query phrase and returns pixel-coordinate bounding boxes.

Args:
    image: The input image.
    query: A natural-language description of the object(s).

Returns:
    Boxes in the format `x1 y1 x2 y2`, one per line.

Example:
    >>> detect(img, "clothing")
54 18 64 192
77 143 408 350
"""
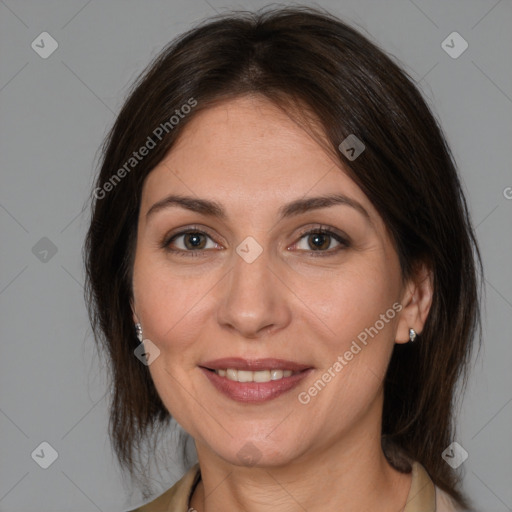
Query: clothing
129 460 462 512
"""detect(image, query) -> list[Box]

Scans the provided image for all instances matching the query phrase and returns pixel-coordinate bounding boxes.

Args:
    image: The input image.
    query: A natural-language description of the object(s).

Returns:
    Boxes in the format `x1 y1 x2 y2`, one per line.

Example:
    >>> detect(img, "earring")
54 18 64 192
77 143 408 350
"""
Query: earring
409 328 417 342
135 323 143 342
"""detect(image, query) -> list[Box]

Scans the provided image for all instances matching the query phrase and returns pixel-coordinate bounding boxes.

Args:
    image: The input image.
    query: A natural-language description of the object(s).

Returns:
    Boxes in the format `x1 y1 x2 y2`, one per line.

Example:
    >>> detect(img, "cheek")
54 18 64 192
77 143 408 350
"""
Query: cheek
290 263 400 416
291 260 398 343
298 275 398 433
133 260 211 428
132 256 205 351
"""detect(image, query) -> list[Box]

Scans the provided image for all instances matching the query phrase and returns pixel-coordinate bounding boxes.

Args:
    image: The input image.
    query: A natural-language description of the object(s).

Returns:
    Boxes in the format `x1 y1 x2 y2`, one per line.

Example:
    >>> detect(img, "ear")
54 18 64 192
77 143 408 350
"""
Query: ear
395 261 433 344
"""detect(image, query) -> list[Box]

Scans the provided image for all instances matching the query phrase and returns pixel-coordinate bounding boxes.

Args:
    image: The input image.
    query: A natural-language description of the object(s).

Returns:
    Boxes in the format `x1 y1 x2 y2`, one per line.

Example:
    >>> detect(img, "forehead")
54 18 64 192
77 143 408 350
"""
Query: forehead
141 95 381 227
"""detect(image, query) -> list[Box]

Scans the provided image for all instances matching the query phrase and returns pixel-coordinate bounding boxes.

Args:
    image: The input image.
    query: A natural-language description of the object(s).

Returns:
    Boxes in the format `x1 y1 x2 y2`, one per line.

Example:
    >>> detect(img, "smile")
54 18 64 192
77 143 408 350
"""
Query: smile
199 358 313 403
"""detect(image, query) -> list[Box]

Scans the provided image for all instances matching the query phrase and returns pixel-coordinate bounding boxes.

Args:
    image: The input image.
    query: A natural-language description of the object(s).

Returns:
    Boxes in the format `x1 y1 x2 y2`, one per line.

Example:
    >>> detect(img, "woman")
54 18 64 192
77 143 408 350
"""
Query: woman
84 6 483 511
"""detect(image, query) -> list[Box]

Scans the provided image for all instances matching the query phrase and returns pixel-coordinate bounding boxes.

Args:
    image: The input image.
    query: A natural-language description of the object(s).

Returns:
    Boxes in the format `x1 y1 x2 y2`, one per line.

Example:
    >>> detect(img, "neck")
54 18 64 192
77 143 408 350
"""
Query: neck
189 411 412 512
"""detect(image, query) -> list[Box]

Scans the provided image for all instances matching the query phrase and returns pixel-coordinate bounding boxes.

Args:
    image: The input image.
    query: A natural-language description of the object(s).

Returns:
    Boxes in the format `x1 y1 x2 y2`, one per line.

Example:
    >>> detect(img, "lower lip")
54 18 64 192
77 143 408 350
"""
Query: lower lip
200 367 313 403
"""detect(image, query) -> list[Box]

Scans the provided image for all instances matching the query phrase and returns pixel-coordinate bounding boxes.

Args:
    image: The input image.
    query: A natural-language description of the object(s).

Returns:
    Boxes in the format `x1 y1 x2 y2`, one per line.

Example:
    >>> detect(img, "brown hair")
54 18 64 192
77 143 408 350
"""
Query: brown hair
84 6 483 507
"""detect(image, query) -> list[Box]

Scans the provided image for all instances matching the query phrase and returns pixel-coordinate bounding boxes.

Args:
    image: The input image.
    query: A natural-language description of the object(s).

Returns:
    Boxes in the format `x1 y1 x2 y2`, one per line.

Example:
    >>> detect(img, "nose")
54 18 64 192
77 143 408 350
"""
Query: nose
215 242 292 339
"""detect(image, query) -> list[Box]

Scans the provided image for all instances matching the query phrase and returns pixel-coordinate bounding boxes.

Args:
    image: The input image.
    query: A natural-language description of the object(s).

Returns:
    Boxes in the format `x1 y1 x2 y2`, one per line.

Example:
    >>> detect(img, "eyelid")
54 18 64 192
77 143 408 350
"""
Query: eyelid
294 224 349 242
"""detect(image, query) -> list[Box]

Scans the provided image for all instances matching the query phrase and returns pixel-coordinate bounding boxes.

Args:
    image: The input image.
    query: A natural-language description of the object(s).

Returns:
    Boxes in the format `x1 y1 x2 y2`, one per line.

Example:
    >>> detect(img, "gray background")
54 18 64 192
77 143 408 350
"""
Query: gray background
1 0 511 510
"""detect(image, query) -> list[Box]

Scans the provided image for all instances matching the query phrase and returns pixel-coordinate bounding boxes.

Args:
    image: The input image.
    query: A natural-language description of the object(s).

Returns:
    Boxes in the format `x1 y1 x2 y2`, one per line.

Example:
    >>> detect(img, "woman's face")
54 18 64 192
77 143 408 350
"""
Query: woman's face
131 95 417 468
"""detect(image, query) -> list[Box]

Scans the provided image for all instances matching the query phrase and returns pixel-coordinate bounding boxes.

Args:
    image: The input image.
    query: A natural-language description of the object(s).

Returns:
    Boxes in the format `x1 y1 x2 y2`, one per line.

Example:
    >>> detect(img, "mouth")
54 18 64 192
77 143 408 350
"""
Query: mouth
199 357 313 403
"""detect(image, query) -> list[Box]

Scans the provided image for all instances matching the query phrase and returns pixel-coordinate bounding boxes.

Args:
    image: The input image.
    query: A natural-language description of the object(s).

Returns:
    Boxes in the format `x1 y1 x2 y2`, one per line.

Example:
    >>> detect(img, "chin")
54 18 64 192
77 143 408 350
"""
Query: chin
207 434 304 469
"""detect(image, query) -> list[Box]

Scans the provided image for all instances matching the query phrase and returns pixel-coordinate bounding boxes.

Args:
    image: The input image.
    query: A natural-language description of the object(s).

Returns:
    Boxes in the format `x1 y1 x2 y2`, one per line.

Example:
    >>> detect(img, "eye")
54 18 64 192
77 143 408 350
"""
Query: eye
292 227 349 255
163 230 220 256
162 226 349 258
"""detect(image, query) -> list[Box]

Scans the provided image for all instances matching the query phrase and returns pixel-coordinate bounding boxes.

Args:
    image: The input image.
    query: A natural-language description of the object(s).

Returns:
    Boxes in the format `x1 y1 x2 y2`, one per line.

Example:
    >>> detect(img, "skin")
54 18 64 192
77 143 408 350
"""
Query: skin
131 95 433 512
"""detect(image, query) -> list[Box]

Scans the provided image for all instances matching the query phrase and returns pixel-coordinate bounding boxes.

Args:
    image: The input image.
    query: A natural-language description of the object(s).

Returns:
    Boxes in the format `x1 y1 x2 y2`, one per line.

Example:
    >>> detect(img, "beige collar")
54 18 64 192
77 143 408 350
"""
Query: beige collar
404 460 436 512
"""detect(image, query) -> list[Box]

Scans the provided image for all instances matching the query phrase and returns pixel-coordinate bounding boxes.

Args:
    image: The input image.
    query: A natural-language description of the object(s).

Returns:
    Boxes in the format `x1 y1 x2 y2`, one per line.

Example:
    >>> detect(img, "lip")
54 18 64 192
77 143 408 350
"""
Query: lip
200 367 313 403
200 357 312 372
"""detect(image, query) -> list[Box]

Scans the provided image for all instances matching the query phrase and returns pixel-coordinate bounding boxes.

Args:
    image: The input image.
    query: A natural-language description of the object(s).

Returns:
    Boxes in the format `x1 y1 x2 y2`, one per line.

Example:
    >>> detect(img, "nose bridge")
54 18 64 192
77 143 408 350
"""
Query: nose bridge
216 236 290 337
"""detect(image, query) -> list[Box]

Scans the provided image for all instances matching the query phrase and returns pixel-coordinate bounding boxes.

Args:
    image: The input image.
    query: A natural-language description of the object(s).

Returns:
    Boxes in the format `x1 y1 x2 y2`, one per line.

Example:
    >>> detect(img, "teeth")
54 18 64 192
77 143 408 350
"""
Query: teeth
271 369 283 380
214 368 295 382
237 370 253 382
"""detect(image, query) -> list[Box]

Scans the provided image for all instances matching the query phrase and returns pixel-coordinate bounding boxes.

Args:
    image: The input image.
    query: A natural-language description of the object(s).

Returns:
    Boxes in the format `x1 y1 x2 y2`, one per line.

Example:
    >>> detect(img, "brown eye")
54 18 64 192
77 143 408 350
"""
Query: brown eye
293 228 349 255
164 230 218 255
307 232 332 251
182 232 207 250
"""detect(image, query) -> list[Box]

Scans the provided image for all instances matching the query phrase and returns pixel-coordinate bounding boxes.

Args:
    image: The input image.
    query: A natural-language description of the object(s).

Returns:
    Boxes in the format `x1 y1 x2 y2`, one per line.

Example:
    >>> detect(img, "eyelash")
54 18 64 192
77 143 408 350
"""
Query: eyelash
161 225 350 258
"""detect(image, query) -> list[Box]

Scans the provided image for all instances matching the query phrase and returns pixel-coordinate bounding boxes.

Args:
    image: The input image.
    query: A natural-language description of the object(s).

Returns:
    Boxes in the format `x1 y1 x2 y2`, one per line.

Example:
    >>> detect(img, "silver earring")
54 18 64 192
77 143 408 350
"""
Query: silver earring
409 328 417 342
135 323 143 342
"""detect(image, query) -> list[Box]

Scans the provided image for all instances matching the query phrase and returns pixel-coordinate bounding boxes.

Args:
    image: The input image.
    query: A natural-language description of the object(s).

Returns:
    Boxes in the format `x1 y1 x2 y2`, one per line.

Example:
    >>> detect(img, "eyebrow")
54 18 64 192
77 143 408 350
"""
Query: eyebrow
146 193 372 225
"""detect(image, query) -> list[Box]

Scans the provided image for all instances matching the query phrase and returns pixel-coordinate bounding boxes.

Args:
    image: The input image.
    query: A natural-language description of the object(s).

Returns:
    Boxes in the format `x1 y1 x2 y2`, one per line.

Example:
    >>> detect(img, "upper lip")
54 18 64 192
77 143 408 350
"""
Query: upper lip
200 357 312 372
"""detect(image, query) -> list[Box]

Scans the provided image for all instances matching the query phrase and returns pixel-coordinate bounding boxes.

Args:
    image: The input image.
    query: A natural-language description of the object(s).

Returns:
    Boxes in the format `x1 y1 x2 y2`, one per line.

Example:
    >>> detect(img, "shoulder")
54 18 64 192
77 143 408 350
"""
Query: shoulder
128 463 201 512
